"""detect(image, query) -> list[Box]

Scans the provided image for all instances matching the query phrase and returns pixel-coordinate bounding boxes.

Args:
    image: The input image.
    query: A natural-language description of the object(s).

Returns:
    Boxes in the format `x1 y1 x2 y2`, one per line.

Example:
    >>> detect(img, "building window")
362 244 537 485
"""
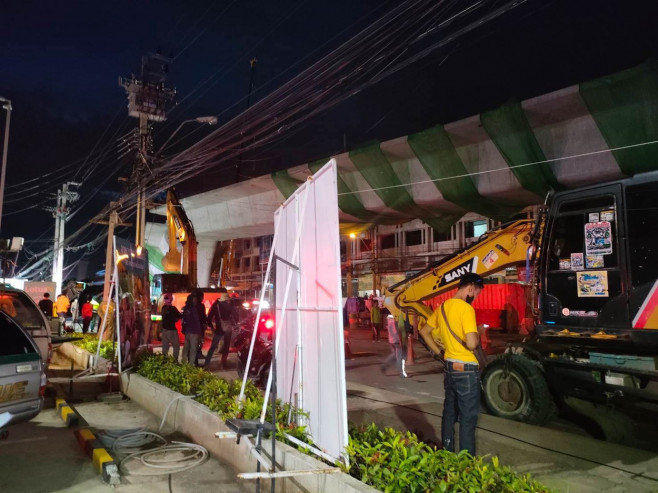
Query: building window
244 239 251 250
360 238 373 251
466 220 488 238
405 230 423 246
432 228 450 242
380 234 395 250
244 257 251 269
234 258 241 269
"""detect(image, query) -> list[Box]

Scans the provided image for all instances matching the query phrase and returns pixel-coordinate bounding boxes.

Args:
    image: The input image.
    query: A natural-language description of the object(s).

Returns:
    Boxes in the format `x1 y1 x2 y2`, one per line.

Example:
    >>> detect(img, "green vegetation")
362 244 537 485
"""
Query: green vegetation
71 334 115 360
134 353 551 492
134 352 309 445
345 424 552 492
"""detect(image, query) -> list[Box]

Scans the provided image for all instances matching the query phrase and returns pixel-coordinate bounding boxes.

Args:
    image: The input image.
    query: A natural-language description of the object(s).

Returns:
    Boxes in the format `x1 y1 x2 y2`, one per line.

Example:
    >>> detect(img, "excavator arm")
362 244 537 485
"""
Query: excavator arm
161 188 197 288
383 219 538 324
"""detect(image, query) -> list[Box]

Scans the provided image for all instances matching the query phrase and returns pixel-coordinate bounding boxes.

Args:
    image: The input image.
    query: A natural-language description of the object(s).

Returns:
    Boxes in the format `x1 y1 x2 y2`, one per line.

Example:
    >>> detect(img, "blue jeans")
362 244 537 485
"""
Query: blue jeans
205 329 231 367
442 361 480 455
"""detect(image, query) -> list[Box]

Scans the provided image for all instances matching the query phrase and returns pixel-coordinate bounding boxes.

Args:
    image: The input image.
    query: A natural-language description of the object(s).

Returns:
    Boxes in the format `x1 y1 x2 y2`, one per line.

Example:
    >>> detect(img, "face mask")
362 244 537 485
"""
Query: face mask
465 295 475 304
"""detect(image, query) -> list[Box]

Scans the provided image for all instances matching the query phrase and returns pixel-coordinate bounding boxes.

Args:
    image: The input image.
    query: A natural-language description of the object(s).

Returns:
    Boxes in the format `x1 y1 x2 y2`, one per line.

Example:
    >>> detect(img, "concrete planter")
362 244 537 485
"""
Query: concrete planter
55 342 111 370
120 372 377 493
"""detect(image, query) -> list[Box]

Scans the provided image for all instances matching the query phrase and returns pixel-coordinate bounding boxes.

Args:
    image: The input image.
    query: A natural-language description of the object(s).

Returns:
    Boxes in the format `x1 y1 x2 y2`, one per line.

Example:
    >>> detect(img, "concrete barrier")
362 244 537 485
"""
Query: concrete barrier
120 372 377 493
56 343 91 369
55 342 112 370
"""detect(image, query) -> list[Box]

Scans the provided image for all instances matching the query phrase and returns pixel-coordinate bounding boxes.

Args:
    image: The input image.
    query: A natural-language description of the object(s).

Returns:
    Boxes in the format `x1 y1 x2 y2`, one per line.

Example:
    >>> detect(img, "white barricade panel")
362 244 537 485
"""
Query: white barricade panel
274 159 347 463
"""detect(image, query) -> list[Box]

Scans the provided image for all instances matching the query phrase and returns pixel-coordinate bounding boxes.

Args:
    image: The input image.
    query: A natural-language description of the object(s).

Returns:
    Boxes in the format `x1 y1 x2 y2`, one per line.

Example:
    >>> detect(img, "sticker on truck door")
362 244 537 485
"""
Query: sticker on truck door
584 222 612 255
0 381 28 403
576 271 608 298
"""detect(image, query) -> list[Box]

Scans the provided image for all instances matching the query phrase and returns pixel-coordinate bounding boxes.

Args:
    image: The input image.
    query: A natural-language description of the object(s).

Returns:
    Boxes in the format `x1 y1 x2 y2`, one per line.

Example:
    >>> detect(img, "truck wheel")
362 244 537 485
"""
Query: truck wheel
482 354 555 425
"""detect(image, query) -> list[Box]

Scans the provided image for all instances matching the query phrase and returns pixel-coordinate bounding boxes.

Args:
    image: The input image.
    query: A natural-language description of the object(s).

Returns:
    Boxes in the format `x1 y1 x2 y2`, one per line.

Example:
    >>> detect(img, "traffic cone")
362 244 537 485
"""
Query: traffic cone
406 334 415 365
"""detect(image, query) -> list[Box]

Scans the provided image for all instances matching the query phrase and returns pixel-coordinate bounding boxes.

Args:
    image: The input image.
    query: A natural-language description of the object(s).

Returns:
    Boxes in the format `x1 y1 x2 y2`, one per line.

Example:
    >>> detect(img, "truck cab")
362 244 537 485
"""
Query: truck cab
483 171 658 448
0 286 52 368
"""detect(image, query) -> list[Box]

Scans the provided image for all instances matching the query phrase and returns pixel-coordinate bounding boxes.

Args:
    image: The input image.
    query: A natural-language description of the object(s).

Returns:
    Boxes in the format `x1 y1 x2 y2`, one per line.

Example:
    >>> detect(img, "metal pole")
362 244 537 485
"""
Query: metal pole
52 188 62 289
103 211 118 301
57 183 69 293
0 98 11 234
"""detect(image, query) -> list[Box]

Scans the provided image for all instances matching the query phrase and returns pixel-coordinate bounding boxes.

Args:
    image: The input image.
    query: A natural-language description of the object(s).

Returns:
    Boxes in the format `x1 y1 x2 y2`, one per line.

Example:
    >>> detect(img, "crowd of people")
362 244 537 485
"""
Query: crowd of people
159 287 238 370
38 291 95 335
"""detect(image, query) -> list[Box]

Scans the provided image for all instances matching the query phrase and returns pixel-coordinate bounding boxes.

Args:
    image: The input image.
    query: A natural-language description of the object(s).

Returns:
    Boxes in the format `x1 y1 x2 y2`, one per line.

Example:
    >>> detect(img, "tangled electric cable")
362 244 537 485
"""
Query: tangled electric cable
97 394 209 476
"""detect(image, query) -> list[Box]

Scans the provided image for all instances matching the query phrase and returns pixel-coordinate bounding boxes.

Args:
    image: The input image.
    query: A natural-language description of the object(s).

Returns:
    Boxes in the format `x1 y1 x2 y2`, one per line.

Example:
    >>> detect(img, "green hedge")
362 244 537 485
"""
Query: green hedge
133 352 310 445
346 424 551 492
134 353 551 492
71 334 115 360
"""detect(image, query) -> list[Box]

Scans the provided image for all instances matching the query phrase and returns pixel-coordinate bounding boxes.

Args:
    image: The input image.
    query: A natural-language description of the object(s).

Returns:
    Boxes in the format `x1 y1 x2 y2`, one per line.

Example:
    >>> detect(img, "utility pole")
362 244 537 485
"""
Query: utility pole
120 52 175 249
48 182 80 293
93 203 131 301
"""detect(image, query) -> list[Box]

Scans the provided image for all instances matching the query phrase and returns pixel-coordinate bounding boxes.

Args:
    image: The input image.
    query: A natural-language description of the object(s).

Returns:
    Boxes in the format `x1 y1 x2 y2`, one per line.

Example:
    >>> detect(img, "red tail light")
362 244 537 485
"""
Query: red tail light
39 372 47 397
262 318 274 330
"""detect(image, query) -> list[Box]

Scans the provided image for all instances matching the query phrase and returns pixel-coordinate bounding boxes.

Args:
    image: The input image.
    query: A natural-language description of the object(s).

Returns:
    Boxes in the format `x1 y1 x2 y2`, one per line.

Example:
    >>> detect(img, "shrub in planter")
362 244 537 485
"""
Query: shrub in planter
134 354 307 434
344 424 552 493
134 354 551 492
72 334 115 360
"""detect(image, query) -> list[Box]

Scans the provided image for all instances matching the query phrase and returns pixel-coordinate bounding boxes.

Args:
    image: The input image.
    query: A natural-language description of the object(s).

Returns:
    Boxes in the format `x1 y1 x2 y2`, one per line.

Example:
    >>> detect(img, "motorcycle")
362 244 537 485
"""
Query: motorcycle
234 313 274 388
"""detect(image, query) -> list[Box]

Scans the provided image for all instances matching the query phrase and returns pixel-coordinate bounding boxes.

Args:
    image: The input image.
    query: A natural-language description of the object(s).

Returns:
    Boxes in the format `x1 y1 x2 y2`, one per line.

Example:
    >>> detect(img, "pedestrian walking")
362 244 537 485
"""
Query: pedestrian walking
161 293 182 360
419 272 484 455
205 287 238 369
38 292 54 318
370 302 382 341
55 292 70 333
381 312 408 378
81 299 93 334
181 294 203 365
195 290 208 366
70 297 80 329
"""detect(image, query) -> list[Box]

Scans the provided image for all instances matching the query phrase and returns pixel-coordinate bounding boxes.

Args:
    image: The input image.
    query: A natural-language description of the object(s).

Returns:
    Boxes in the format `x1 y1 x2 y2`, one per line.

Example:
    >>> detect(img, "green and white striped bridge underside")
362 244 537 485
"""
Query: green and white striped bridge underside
148 60 658 252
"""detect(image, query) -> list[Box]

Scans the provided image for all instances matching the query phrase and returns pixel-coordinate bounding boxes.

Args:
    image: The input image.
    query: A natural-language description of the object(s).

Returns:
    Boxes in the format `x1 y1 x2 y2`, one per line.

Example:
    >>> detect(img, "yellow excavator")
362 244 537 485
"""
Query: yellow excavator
161 188 197 288
382 218 539 324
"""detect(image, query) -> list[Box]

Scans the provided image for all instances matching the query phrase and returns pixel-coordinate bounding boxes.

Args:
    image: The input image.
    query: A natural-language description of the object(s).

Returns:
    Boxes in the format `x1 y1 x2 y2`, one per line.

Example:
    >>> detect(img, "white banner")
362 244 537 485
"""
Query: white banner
274 159 348 462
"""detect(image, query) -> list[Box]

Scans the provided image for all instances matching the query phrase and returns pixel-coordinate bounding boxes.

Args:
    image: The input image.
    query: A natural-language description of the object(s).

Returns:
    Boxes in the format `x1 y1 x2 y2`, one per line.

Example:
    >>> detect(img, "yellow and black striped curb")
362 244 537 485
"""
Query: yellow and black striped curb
55 398 79 427
74 428 120 485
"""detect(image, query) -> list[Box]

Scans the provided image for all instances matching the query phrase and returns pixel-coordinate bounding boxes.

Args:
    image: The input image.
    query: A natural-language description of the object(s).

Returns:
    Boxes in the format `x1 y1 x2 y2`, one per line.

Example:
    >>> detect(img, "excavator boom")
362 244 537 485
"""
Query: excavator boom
161 188 197 288
383 219 537 321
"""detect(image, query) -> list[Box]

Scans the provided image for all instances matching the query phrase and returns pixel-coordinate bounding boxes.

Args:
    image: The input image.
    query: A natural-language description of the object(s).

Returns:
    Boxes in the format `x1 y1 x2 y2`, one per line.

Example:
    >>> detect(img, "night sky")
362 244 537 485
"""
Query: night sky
2 0 658 280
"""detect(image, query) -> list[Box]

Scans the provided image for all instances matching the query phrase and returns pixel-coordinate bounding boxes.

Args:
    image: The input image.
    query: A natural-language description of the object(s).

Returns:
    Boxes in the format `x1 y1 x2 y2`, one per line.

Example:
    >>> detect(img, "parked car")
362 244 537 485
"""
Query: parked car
0 286 52 367
0 310 47 436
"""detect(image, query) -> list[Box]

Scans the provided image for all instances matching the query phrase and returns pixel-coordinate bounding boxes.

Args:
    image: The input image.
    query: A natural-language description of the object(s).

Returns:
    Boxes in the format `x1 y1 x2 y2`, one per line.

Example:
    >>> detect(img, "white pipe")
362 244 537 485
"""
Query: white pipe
238 209 283 402
248 444 272 471
113 236 123 374
283 433 338 464
238 467 340 480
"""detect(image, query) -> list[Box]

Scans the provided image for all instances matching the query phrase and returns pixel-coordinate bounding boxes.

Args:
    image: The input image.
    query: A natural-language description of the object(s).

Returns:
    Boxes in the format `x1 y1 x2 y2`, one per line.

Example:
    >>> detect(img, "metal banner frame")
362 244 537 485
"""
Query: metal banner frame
238 159 348 465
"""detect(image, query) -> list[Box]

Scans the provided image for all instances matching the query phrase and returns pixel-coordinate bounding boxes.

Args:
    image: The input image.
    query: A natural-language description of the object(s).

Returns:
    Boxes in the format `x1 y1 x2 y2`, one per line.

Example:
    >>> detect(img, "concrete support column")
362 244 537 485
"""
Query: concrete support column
196 240 216 288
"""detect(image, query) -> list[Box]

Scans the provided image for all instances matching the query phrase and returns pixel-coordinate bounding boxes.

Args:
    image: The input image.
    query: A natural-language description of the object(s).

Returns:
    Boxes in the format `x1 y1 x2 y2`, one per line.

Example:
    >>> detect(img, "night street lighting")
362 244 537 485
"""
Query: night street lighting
155 116 218 157
0 97 11 234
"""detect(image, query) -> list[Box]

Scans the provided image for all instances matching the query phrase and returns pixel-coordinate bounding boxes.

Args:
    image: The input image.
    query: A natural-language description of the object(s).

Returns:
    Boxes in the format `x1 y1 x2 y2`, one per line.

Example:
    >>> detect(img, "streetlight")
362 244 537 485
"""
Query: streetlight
0 97 12 234
155 116 218 157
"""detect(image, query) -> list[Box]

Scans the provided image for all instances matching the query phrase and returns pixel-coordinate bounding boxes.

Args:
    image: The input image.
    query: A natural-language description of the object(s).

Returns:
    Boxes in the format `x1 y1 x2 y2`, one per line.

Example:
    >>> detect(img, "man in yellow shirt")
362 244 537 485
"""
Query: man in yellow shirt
56 292 71 333
419 273 484 455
